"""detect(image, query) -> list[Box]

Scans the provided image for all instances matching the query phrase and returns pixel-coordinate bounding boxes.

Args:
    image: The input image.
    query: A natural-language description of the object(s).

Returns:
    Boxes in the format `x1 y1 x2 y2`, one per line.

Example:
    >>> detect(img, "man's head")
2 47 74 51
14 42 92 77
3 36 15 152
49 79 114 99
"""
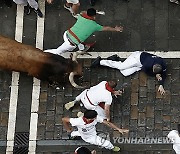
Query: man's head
84 110 97 120
153 64 162 74
87 8 96 17
76 147 96 154
178 124 180 134
108 80 117 89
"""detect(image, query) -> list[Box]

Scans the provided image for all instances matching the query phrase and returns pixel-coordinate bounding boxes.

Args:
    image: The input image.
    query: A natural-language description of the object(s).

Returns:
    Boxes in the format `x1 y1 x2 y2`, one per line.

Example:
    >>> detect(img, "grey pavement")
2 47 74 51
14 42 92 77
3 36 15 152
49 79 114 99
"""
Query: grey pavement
0 0 180 153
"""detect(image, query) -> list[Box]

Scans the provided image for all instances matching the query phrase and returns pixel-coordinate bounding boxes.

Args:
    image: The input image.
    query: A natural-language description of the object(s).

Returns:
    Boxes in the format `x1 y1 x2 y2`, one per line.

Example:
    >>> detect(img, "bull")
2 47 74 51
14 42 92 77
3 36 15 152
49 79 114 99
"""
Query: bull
0 35 85 88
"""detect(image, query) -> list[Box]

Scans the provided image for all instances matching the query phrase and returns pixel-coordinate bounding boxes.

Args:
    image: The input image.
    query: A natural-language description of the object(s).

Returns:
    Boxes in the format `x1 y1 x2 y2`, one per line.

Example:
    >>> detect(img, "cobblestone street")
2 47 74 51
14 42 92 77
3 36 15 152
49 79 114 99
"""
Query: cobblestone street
0 0 180 153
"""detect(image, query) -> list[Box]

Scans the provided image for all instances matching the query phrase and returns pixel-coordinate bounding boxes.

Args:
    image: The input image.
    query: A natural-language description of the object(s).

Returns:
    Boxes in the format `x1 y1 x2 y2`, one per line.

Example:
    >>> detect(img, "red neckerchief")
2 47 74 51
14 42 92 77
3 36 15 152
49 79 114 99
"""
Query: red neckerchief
105 82 114 93
82 117 94 124
81 13 95 21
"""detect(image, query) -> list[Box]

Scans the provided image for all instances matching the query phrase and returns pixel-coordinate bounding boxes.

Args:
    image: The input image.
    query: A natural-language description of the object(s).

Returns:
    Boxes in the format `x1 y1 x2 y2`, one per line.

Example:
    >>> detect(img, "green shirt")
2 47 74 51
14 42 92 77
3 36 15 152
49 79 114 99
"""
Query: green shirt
67 15 103 44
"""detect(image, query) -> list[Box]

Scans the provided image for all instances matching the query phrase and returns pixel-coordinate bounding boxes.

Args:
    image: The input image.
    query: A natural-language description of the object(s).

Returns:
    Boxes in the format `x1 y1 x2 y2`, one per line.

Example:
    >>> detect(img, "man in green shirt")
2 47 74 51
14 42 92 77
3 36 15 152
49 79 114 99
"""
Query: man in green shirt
44 8 123 55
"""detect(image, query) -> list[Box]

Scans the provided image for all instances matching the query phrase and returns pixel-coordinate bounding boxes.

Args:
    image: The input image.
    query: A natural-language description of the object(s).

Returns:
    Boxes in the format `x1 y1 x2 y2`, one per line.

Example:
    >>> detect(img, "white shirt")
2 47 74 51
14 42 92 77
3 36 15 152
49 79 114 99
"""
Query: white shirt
87 81 112 106
70 116 104 139
167 130 180 154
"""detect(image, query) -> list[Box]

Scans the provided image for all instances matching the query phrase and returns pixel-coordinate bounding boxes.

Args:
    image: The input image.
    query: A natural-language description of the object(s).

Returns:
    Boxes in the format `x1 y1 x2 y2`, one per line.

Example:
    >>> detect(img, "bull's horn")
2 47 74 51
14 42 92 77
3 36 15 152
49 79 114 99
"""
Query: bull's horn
72 50 92 62
69 72 84 88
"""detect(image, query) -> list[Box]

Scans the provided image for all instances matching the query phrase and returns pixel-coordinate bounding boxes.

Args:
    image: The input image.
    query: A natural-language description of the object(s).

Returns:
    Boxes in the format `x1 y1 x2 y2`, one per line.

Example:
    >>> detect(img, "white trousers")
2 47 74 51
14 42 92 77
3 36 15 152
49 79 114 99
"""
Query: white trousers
13 0 38 9
71 131 114 150
44 31 76 55
100 51 143 76
75 90 106 119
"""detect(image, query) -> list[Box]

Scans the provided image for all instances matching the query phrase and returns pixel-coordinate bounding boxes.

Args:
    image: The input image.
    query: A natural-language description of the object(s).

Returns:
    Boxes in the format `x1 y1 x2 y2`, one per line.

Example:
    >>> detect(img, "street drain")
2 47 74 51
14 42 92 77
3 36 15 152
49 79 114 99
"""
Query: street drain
13 132 29 154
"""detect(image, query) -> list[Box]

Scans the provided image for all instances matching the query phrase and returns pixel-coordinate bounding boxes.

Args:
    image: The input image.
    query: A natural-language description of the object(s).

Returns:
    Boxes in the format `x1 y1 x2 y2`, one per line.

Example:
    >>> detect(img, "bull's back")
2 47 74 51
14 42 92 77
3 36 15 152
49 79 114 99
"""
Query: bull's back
0 35 46 74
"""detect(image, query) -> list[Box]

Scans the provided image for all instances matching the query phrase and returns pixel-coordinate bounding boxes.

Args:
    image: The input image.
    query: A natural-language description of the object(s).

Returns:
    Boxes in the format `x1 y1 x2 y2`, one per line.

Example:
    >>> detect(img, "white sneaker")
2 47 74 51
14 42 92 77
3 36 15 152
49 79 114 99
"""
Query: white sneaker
64 4 73 13
65 101 75 110
72 13 80 19
77 111 84 117
112 146 120 152
170 0 179 4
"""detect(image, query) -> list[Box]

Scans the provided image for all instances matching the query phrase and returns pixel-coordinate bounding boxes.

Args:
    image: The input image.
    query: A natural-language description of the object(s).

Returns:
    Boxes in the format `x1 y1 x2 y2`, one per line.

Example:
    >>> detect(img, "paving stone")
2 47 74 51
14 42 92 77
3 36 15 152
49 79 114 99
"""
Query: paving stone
139 72 147 86
131 93 138 105
55 114 63 125
45 131 54 140
37 125 45 140
138 113 146 127
146 118 154 130
40 91 48 103
146 104 154 118
139 87 147 98
38 102 47 114
130 106 138 120
38 113 47 126
46 120 55 132
131 79 139 93
138 98 147 112
155 111 163 124
54 125 62 139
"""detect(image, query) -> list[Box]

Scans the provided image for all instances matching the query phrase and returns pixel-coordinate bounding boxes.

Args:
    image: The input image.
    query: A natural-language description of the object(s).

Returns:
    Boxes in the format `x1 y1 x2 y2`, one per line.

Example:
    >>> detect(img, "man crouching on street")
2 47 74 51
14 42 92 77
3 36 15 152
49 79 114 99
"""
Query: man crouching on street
62 110 129 152
65 80 123 121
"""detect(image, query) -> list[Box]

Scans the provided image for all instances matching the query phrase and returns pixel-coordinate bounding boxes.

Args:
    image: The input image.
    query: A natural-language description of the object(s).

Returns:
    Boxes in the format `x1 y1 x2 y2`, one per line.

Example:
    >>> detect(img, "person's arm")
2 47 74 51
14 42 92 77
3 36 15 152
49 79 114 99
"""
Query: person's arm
102 26 123 32
102 120 129 134
157 59 167 95
46 0 53 4
62 117 73 132
104 104 110 121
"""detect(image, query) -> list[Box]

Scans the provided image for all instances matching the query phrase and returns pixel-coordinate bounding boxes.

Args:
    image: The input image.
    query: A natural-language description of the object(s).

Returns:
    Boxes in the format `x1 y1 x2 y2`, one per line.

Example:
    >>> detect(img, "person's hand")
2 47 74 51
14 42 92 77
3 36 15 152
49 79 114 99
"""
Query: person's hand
67 127 73 133
91 150 96 154
115 26 123 32
113 90 123 98
158 85 165 95
106 117 110 122
118 128 129 135
46 0 53 4
156 74 162 81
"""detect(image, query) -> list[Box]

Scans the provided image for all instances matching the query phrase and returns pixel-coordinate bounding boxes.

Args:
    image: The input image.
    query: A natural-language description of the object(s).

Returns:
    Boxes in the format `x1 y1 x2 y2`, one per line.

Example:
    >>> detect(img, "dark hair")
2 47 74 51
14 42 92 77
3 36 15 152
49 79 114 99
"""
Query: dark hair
108 80 117 88
178 124 180 134
77 147 91 154
87 8 96 17
153 64 162 74
84 110 97 119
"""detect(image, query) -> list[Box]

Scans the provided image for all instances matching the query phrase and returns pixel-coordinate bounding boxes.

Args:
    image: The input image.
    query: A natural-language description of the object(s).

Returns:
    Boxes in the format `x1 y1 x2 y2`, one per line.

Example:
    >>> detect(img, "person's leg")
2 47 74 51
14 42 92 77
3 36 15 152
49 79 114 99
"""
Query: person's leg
95 106 106 119
71 131 81 137
27 0 43 17
120 66 142 76
27 0 38 10
85 135 114 150
44 31 76 55
116 51 142 70
100 60 122 69
65 90 87 110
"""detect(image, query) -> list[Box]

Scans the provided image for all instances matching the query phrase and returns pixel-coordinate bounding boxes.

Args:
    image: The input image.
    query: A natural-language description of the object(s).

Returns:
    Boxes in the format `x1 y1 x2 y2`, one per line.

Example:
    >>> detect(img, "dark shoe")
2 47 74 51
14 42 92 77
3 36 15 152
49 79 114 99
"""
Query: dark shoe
89 0 96 6
68 134 82 140
91 56 101 67
107 54 121 61
24 5 31 15
34 8 43 18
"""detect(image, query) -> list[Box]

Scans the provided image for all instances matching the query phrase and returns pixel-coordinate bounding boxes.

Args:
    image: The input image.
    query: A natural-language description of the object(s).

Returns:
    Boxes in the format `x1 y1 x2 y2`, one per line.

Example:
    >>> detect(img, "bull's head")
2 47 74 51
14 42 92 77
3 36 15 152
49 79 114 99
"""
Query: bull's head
69 51 91 88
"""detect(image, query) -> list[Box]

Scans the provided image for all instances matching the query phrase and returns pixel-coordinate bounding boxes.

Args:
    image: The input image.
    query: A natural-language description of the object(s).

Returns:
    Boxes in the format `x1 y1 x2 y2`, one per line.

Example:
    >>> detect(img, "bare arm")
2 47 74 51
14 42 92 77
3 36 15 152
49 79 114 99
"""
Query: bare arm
104 104 110 121
102 26 123 32
46 0 53 4
62 117 73 132
103 120 129 134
